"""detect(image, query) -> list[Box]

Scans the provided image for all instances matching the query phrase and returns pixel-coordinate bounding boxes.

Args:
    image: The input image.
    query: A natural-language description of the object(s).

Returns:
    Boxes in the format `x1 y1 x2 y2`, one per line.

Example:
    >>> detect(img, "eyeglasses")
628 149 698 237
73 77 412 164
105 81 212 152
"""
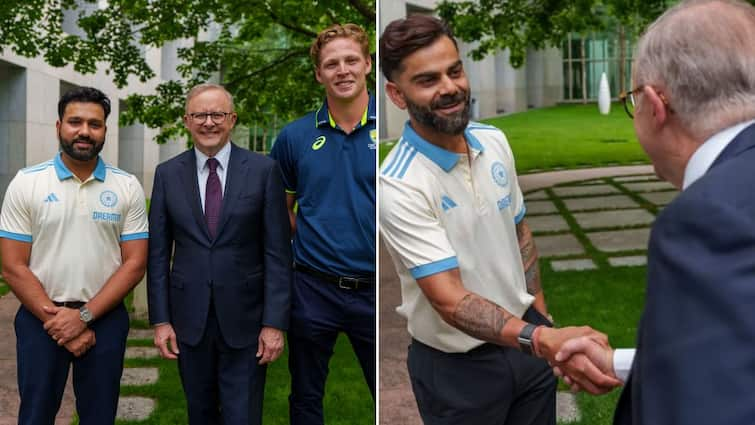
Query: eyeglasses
618 85 671 119
188 112 233 124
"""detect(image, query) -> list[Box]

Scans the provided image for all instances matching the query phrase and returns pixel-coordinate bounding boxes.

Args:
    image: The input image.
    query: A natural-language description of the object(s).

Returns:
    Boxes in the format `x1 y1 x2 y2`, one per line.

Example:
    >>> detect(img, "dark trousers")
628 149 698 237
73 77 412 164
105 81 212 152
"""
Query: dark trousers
408 307 557 425
15 303 129 425
177 303 267 425
288 270 375 425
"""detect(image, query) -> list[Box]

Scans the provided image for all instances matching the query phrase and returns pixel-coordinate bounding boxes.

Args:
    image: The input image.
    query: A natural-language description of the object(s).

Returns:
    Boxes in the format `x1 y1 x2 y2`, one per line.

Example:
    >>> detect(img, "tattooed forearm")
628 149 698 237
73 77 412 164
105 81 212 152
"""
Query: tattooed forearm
452 293 513 343
525 263 541 295
517 220 542 295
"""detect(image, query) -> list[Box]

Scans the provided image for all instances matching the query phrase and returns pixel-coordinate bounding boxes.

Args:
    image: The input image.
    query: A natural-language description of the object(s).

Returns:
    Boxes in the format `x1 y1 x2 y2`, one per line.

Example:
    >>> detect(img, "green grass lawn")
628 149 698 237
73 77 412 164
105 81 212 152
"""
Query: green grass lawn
379 103 649 174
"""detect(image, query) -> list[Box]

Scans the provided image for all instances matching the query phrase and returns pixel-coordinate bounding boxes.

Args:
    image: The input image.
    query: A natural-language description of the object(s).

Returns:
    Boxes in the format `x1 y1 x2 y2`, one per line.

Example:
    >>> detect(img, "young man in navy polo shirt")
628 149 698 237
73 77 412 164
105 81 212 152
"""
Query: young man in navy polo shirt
270 23 376 425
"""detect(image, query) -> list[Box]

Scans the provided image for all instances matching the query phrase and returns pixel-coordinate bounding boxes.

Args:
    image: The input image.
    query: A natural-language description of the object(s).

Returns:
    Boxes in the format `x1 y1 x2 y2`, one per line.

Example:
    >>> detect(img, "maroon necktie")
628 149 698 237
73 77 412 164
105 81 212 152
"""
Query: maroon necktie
204 158 222 239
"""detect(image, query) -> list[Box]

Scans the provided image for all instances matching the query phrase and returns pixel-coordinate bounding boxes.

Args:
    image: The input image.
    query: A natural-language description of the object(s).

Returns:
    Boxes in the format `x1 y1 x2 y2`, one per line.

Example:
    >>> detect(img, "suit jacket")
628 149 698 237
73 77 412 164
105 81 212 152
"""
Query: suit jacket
147 143 292 349
615 123 755 424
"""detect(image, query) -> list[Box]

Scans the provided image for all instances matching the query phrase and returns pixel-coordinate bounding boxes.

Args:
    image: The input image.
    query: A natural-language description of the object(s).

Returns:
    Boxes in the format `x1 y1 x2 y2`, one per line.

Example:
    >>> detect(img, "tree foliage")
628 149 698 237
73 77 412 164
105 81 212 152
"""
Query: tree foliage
0 0 375 144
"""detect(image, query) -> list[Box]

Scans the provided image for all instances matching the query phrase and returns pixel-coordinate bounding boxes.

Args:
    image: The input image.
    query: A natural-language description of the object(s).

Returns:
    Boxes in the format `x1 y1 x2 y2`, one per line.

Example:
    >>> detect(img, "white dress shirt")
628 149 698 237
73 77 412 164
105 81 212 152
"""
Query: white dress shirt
195 142 231 212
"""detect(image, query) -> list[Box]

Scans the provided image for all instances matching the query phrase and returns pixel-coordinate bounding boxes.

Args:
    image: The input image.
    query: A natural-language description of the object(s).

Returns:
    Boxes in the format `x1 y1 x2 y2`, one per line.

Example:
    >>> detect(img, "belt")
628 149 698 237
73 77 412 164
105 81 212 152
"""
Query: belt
53 301 85 309
293 263 374 290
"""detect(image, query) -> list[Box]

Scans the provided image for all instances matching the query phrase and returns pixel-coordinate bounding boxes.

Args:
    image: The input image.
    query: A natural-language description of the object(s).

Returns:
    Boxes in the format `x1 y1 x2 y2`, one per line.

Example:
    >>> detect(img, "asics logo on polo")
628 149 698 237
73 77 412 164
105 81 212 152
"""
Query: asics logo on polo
312 136 326 150
43 193 60 203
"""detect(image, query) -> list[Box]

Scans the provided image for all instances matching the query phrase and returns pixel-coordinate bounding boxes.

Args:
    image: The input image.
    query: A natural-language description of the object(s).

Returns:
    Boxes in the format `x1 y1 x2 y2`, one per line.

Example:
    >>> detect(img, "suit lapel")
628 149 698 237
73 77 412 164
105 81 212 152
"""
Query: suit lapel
215 143 247 238
710 123 755 169
181 149 212 240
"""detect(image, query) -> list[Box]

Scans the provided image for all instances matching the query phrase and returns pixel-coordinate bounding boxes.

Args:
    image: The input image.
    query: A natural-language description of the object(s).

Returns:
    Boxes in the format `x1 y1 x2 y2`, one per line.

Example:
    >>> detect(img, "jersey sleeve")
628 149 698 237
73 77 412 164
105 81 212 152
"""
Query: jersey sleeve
269 127 297 194
120 177 149 241
379 176 458 279
0 172 33 242
499 130 526 223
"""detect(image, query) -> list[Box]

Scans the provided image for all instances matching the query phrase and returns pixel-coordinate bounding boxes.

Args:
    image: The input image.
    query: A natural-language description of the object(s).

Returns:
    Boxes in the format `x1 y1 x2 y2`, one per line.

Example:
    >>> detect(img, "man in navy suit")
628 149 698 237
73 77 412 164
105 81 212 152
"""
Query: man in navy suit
147 83 292 425
552 1 755 423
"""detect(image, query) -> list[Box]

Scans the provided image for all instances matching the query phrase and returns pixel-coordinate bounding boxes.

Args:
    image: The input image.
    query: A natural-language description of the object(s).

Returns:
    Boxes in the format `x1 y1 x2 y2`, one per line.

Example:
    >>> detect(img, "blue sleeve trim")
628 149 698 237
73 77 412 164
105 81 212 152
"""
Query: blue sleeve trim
410 256 459 279
120 232 149 242
514 204 527 224
0 230 32 243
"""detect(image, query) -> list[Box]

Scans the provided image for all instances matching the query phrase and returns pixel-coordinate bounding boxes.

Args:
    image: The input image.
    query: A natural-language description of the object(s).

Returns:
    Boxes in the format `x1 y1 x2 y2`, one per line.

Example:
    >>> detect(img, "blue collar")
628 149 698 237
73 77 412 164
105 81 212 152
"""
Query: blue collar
54 152 106 182
401 122 485 172
315 93 377 129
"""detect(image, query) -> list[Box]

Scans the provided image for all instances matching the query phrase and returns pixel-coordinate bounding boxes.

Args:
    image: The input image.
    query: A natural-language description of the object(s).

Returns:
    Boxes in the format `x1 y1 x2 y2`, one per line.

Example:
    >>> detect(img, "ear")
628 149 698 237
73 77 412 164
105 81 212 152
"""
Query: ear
55 120 61 132
182 114 190 129
385 81 407 110
365 55 372 76
643 85 668 126
314 66 322 84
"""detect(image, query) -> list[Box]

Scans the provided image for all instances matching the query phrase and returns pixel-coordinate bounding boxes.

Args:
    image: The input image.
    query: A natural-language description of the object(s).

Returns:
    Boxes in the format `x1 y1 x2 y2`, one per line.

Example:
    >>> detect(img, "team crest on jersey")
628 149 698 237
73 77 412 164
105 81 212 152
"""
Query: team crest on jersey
370 129 377 142
100 190 118 208
491 162 508 187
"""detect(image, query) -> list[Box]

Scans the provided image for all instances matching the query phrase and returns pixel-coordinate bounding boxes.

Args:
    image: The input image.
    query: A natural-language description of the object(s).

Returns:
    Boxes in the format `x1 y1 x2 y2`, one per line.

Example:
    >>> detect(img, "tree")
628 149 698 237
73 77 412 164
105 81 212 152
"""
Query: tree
0 0 375 144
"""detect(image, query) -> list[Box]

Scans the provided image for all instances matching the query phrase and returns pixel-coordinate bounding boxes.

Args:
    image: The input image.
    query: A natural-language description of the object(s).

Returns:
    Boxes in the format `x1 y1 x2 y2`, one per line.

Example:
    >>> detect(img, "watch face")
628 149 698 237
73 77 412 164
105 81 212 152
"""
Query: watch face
80 307 92 323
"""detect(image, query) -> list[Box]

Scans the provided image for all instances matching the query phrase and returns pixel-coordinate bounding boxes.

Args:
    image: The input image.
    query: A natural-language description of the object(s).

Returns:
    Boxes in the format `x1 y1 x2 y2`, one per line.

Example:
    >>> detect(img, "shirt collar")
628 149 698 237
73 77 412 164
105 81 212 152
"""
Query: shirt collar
315 93 376 129
682 119 755 189
195 141 232 172
54 152 106 182
401 121 485 172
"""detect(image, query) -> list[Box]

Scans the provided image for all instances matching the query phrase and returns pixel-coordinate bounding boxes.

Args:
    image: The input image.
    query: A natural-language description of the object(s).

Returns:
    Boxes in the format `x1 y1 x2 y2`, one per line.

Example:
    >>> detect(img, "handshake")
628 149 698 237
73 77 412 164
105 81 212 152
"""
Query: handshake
535 326 624 394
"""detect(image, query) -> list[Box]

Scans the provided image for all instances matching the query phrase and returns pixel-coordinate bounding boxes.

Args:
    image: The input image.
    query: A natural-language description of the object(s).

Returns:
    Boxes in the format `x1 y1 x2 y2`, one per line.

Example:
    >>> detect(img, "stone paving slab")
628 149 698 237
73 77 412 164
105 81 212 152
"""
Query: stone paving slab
613 174 657 182
551 259 597 272
527 215 570 232
526 200 558 214
622 181 676 192
116 396 155 421
557 392 581 423
125 346 159 359
587 228 651 252
572 209 655 230
563 195 639 212
609 256 647 267
535 234 585 257
576 179 604 185
121 367 159 386
525 190 549 200
552 185 620 197
641 191 678 206
128 329 153 340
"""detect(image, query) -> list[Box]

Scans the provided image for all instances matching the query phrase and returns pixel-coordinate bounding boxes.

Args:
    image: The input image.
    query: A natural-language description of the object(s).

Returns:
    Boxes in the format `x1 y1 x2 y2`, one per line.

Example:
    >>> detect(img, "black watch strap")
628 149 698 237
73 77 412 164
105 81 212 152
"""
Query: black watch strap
518 323 538 356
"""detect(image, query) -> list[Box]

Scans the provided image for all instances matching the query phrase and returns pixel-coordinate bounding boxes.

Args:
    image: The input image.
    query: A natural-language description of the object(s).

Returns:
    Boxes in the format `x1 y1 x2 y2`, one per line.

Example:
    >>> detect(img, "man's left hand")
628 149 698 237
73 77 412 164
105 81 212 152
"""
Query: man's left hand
42 305 87 345
256 327 284 365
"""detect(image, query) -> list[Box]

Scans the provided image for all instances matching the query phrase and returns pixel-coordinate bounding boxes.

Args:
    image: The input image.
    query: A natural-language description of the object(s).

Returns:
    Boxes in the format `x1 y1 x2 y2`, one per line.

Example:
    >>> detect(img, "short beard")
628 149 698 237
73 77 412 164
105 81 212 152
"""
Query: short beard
59 135 104 161
407 90 470 135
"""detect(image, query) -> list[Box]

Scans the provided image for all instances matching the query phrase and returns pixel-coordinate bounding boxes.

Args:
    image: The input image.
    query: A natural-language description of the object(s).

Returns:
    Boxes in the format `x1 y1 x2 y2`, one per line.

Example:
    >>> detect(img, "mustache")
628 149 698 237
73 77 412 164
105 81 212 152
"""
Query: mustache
72 137 94 145
432 91 468 109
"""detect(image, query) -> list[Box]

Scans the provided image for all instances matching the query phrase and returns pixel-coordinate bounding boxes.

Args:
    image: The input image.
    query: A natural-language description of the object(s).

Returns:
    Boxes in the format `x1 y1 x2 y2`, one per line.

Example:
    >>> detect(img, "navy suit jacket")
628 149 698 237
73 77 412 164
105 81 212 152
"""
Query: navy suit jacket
147 143 292 349
615 123 755 424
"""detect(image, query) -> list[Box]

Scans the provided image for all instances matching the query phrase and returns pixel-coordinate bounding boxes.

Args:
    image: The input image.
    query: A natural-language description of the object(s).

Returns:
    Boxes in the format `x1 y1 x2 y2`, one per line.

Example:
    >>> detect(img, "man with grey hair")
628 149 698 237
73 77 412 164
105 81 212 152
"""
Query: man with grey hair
552 1 755 423
147 83 292 424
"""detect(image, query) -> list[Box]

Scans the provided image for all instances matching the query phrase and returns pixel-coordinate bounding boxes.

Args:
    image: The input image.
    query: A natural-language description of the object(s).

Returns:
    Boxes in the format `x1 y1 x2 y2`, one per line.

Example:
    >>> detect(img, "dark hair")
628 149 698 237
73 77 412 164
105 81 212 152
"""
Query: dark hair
58 86 112 120
379 14 458 82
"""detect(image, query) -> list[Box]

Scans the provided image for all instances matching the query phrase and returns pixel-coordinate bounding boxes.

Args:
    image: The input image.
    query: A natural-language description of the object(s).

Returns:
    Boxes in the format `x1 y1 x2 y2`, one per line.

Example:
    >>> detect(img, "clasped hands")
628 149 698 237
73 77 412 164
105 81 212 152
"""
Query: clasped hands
41 305 95 357
537 326 623 394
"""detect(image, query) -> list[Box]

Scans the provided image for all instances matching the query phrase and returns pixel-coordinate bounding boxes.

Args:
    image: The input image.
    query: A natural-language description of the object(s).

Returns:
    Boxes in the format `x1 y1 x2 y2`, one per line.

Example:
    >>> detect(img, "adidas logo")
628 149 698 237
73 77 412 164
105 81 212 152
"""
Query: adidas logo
44 193 60 203
441 195 457 212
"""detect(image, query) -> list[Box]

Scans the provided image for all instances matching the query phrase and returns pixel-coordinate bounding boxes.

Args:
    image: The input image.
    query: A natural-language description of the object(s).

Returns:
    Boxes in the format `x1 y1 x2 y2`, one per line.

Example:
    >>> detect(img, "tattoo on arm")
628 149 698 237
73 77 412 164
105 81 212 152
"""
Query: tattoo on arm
452 293 513 343
517 221 542 295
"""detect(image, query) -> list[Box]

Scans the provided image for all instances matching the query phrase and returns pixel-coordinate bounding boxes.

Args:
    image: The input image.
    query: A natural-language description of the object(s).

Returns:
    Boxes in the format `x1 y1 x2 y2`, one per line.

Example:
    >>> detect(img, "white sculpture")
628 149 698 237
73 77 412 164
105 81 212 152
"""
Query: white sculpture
598 72 611 115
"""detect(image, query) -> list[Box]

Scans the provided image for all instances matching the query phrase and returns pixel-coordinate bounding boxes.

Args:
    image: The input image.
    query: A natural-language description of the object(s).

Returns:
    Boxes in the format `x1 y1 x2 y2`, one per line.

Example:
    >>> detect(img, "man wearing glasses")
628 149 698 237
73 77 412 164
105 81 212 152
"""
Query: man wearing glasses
147 83 292 424
553 1 755 423
269 23 376 425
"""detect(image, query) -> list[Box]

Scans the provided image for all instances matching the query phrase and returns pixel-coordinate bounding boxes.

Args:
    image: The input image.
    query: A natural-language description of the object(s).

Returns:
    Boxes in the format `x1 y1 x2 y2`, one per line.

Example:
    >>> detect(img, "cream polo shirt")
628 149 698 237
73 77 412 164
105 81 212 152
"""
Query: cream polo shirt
380 121 532 353
0 153 148 302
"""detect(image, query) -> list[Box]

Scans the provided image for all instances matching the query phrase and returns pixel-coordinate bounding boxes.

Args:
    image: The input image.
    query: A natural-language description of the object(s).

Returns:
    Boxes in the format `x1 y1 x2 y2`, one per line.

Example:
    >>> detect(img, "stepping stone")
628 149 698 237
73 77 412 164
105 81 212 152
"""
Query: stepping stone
526 190 549 200
552 185 619 197
116 396 155 421
551 259 597 272
622 181 676 192
120 367 158 386
557 392 581 423
641 191 678 206
534 234 585 257
526 200 558 214
527 215 569 232
608 256 647 267
563 195 638 212
614 174 657 182
125 346 159 359
128 329 153 340
576 179 603 185
587 228 651 252
572 209 655 230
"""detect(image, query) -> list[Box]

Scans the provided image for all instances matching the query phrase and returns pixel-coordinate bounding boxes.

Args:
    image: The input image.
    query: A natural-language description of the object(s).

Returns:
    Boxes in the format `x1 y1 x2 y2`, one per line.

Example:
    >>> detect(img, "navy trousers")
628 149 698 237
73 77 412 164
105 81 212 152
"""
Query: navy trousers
15 303 129 425
288 270 375 425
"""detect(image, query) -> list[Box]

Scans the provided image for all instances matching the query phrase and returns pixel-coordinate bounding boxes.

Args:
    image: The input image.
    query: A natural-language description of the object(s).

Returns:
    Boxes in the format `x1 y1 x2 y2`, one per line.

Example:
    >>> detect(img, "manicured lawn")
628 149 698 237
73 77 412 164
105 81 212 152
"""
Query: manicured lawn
379 103 649 174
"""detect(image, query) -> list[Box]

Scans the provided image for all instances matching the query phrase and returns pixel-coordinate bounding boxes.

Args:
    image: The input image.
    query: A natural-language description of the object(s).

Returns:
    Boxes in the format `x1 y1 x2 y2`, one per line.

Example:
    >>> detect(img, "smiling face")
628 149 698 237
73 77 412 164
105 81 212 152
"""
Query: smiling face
386 36 470 136
56 102 107 162
183 88 237 157
315 37 372 103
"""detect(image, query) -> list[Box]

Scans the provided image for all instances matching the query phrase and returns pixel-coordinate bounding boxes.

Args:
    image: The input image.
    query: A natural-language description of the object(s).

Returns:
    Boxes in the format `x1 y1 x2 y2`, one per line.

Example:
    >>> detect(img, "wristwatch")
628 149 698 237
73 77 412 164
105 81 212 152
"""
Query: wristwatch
518 323 538 356
79 306 94 326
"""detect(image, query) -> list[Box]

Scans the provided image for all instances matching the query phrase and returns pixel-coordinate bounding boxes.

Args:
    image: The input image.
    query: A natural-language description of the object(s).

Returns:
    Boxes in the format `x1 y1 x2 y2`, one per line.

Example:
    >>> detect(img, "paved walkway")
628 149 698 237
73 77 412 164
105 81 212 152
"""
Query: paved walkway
379 165 669 425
